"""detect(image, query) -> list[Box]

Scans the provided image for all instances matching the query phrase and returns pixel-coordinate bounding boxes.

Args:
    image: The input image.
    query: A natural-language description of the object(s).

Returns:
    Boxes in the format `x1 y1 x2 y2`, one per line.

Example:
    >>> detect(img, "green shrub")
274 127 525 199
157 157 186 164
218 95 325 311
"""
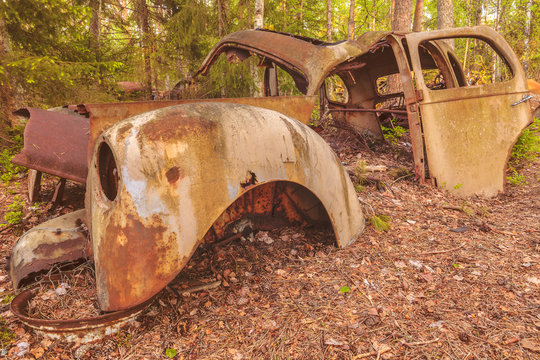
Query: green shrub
511 118 540 165
0 126 26 184
2 196 25 226
381 119 408 144
506 170 526 186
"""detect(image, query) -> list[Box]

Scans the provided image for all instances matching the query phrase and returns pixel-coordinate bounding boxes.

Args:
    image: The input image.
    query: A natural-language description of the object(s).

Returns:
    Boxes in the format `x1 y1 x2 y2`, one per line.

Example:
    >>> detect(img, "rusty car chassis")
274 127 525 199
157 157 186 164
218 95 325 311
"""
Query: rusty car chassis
9 26 533 324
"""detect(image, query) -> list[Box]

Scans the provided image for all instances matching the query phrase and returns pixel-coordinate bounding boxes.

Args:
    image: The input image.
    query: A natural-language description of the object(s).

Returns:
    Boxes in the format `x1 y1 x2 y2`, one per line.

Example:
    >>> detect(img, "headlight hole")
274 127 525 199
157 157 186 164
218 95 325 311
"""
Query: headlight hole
98 142 118 201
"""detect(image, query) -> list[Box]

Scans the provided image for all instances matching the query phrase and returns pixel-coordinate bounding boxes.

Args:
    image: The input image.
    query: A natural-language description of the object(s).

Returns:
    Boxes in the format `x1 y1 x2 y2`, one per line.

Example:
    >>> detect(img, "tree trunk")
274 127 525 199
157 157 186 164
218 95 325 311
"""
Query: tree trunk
90 0 101 55
348 0 355 40
326 0 332 42
217 0 226 36
412 0 423 32
254 0 264 29
387 0 413 94
392 0 412 32
0 16 15 138
137 0 153 100
437 0 454 48
523 0 533 76
251 0 265 96
491 0 501 82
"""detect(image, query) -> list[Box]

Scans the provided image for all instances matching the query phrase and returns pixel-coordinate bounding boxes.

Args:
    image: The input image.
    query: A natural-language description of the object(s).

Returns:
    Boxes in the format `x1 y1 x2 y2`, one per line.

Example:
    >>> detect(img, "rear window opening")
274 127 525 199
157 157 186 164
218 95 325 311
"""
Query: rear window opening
418 37 513 89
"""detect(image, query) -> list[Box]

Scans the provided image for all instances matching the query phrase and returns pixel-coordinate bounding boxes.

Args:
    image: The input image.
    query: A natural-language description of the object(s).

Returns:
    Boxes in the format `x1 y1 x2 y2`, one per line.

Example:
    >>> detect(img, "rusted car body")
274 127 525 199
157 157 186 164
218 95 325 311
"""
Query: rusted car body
9 26 534 314
196 26 533 197
11 100 364 312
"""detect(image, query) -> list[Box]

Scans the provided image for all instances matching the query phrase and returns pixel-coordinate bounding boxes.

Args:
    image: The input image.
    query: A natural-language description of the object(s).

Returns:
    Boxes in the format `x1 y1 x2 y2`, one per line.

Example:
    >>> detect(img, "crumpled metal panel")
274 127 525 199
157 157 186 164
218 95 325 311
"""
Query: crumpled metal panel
12 108 89 183
9 209 89 288
87 102 364 311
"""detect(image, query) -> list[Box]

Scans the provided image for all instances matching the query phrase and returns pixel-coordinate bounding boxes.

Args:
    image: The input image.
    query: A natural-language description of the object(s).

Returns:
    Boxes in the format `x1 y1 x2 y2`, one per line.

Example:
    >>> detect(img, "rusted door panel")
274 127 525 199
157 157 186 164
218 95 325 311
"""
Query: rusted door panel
386 35 426 181
87 102 364 311
12 108 89 183
406 26 533 196
419 93 531 196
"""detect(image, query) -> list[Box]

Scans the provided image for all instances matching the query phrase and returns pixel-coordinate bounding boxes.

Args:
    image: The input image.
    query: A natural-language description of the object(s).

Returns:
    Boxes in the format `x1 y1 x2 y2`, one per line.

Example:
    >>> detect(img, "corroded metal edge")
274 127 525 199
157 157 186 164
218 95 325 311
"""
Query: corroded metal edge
11 279 152 343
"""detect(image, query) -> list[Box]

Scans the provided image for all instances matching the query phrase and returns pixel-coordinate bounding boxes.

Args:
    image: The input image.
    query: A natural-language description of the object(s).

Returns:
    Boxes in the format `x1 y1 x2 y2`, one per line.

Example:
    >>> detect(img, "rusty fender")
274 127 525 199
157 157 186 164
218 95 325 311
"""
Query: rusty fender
10 210 89 288
87 102 364 311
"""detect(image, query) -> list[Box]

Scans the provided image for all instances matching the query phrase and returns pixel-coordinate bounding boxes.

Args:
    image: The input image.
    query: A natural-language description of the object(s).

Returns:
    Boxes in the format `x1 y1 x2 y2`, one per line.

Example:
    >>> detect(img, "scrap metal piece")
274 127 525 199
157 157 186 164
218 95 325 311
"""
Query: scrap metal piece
10 210 89 289
87 102 364 311
12 108 89 183
11 280 151 343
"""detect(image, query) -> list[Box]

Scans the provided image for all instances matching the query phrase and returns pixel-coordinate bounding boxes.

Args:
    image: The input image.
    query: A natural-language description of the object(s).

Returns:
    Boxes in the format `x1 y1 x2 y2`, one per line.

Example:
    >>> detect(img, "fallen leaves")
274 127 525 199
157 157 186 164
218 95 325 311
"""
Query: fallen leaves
521 338 540 353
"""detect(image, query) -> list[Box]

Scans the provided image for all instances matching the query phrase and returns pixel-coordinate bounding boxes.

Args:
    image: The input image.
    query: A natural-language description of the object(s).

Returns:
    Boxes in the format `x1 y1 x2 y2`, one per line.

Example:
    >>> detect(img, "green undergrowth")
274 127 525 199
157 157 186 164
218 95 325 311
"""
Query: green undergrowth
2 196 25 227
0 125 26 185
510 118 540 165
0 317 14 350
381 119 408 144
370 214 391 232
507 118 540 185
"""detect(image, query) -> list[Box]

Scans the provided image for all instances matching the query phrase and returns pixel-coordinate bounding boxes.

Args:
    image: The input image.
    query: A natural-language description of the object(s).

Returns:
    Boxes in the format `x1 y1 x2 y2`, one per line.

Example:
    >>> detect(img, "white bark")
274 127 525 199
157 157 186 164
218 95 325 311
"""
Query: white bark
523 0 533 75
254 0 264 29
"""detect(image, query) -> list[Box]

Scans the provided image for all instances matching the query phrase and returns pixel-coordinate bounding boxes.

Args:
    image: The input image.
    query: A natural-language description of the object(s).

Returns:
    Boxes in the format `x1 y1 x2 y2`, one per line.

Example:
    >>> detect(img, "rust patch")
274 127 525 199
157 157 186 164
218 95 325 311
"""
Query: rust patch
165 167 181 184
240 171 258 188
97 209 183 310
141 110 217 143
34 237 87 257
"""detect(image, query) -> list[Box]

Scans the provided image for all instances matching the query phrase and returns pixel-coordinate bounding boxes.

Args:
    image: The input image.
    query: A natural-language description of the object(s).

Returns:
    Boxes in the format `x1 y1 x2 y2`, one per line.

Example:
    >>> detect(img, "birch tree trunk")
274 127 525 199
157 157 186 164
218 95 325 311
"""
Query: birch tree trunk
254 0 264 29
348 0 355 40
523 0 533 76
412 0 424 32
326 0 332 42
251 0 265 96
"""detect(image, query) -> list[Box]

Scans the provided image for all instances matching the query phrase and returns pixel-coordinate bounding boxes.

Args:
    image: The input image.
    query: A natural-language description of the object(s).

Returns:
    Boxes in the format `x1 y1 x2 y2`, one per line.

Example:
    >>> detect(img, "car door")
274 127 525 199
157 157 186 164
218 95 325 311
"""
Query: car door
405 26 533 197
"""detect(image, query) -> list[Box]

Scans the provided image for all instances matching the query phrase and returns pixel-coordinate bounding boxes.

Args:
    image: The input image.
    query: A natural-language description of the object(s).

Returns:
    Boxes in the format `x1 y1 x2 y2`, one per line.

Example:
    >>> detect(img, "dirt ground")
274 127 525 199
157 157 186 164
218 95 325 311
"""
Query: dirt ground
0 127 539 359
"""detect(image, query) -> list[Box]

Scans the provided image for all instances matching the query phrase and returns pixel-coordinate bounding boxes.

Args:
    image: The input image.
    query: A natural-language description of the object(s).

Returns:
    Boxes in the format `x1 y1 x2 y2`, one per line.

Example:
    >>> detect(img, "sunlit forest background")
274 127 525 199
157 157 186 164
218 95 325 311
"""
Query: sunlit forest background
0 0 538 113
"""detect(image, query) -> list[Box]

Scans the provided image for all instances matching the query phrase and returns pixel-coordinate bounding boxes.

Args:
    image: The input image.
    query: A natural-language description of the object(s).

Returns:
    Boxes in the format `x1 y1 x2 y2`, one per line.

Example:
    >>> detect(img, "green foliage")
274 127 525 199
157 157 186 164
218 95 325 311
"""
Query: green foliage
511 118 540 165
0 0 124 108
354 183 366 193
165 348 178 358
202 55 258 98
115 330 132 348
339 286 350 293
381 121 408 144
507 170 527 186
2 196 25 226
370 214 391 232
0 126 26 184
506 118 540 186
1 294 14 304
0 317 14 349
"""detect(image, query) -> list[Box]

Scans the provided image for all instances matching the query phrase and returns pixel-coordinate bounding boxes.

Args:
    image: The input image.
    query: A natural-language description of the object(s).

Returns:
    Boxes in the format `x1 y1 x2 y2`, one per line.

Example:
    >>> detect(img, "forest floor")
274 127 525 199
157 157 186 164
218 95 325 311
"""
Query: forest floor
0 127 539 360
